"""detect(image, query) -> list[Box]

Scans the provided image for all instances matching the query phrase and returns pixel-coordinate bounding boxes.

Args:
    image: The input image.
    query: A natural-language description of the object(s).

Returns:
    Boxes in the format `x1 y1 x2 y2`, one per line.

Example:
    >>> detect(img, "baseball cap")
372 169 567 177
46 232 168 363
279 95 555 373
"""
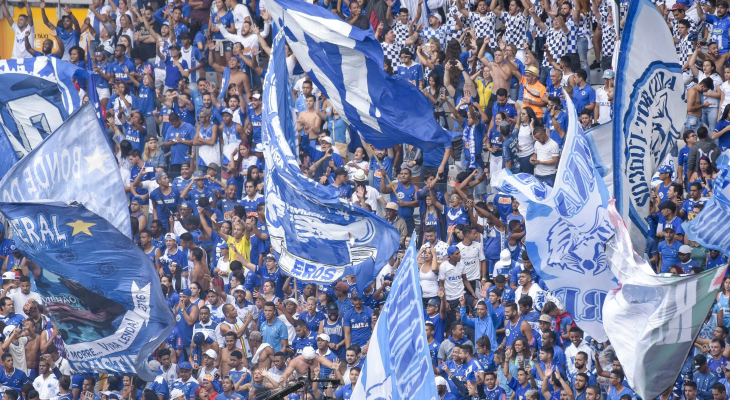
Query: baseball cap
335 281 350 292
385 202 399 211
249 331 263 342
155 171 168 181
221 108 234 115
170 44 181 51
130 197 142 204
679 245 692 254
193 170 205 178
334 167 348 176
198 108 212 117
265 253 276 260
193 332 207 345
253 143 265 153
2 272 16 281
429 12 442 22
164 233 177 241
170 389 185 400
399 48 413 57
302 347 316 360
217 241 229 250
147 360 163 374
447 246 459 257
204 349 217 359
284 298 298 306
146 135 158 142
435 376 448 387
320 136 333 144
602 69 615 79
427 298 440 307
317 333 330 342
8 245 18 253
671 3 686 10
694 354 707 366
658 165 673 174
663 226 676 232
178 361 192 370
182 288 192 296
2 325 14 338
539 314 552 323
180 202 190 209
326 302 339 313
233 285 246 292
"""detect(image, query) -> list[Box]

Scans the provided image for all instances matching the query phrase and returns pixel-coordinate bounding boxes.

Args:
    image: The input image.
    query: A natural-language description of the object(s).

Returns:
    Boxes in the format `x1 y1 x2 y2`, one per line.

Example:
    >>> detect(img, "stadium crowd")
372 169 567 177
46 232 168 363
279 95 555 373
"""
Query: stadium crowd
0 0 730 397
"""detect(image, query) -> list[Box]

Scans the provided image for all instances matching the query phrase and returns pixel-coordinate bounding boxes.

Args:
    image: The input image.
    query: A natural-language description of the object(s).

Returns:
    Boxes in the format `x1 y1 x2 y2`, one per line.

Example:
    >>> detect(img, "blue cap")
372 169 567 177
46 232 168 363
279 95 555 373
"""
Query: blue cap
193 332 206 345
447 246 459 257
221 108 233 115
9 245 17 253
658 165 674 174
193 171 205 178
182 289 192 296
130 197 143 204
178 361 192 370
217 241 229 249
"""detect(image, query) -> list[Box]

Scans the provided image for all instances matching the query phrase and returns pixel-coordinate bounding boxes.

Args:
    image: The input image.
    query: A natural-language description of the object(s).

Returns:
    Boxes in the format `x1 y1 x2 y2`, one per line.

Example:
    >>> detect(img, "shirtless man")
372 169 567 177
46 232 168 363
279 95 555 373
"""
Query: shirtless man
248 331 275 371
219 331 238 376
482 47 511 93
698 42 730 74
278 347 338 385
190 248 211 291
687 78 714 131
299 94 322 136
23 319 40 373
209 53 252 102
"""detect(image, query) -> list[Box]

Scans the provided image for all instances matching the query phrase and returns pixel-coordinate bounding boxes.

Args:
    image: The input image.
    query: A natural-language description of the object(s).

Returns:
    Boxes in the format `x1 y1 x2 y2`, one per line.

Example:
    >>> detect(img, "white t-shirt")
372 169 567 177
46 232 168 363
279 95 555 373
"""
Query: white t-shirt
457 240 485 281
517 124 535 158
720 81 730 112
533 139 560 176
232 4 251 33
294 77 321 98
7 289 43 318
12 23 34 59
595 86 612 125
438 261 465 301
350 185 381 212
33 374 60 400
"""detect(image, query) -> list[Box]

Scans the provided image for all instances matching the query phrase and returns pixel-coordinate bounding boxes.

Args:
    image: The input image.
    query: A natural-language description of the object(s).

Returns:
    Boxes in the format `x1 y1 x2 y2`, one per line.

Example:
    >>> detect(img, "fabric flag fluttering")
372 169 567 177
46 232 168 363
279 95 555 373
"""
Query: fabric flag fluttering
261 0 458 151
493 93 614 342
604 200 727 400
0 201 174 380
263 31 400 291
585 0 685 255
0 57 88 178
0 103 132 239
352 236 438 399
683 159 730 254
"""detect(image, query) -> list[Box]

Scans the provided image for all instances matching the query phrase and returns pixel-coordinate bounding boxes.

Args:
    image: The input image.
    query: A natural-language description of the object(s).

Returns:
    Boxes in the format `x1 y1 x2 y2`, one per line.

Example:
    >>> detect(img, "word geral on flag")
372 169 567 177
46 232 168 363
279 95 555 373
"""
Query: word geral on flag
683 159 730 253
495 93 614 342
604 200 727 400
0 201 174 379
262 0 458 151
352 237 438 400
0 103 132 239
586 0 685 255
0 57 87 177
263 31 400 291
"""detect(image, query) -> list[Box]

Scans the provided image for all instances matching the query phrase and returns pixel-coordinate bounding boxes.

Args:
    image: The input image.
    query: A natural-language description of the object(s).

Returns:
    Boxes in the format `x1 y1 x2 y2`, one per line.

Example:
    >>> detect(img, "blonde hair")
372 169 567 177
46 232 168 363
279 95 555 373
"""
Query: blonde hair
143 139 161 162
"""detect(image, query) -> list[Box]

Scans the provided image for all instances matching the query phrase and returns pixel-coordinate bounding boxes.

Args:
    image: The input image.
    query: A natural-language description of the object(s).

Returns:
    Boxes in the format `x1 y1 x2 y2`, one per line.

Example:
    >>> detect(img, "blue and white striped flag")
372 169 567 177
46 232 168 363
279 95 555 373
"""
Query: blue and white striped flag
352 236 438 399
263 31 400 291
497 93 615 342
262 0 458 151
0 57 87 178
683 159 730 254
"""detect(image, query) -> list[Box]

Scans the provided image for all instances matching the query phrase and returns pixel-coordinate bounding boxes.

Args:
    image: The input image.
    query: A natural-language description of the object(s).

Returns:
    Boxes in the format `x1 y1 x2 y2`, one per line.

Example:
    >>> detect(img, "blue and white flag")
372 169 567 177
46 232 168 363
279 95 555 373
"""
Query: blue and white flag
499 93 615 342
683 161 730 254
263 31 400 290
585 0 685 255
0 57 87 178
0 201 174 380
0 102 132 239
262 0 458 151
352 237 438 400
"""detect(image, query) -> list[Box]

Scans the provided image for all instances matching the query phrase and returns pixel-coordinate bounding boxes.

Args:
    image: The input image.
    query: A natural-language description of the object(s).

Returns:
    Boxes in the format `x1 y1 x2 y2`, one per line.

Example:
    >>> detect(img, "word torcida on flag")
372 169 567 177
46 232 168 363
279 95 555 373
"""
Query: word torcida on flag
0 103 131 238
604 200 727 400
352 236 438 400
262 0 458 151
263 31 400 292
585 0 686 255
494 92 614 342
0 57 88 178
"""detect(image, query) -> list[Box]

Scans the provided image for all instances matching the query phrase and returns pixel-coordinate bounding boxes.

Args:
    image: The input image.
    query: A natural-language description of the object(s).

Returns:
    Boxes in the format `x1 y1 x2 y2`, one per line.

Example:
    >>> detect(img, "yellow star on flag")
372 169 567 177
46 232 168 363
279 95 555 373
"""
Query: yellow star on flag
83 146 109 173
66 220 96 236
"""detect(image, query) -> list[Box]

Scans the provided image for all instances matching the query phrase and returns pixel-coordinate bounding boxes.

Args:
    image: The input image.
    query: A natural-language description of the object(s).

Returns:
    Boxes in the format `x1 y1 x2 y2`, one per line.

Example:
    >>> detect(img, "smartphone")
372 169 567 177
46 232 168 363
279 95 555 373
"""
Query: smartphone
439 87 447 95
517 355 524 366
450 60 458 66
145 167 154 173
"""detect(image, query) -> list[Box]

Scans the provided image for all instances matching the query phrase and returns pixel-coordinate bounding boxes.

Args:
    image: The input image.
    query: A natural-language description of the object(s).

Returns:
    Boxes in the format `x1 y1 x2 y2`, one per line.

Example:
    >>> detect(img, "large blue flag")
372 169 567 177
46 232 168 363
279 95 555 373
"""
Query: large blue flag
683 158 730 254
0 102 132 239
0 57 87 178
0 201 173 379
585 0 685 255
262 0 458 151
352 236 438 399
493 93 615 342
263 31 400 291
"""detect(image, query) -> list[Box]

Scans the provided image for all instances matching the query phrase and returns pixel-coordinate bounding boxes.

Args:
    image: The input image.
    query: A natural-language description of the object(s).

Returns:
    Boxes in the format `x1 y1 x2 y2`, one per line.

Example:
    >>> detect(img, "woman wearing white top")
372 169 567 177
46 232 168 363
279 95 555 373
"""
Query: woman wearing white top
418 246 439 308
213 242 231 285
345 146 369 180
717 67 730 120
515 107 537 175
689 50 723 132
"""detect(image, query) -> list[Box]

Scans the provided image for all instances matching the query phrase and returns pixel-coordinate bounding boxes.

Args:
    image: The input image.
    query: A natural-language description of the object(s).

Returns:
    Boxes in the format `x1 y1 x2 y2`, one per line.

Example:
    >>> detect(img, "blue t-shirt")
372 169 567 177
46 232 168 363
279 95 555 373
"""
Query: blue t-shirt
572 84 596 114
137 84 156 117
488 128 504 157
345 307 373 347
463 122 487 169
397 62 424 83
164 58 189 88
150 187 181 230
658 240 683 273
679 145 692 182
165 122 195 165
544 109 568 148
55 27 80 59
333 383 354 399
292 331 318 355
106 57 136 84
706 13 730 55
124 122 146 152
370 156 394 190
715 119 730 151
0 367 27 392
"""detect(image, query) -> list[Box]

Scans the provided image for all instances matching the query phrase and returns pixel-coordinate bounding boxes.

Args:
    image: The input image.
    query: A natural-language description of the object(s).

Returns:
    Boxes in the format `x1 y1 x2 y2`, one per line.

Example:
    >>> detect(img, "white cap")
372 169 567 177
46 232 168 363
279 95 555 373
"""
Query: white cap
204 349 217 359
494 249 512 268
321 136 333 144
302 347 316 360
233 285 246 292
2 325 14 338
170 389 185 400
2 272 16 280
678 245 692 254
435 376 448 386
317 333 330 342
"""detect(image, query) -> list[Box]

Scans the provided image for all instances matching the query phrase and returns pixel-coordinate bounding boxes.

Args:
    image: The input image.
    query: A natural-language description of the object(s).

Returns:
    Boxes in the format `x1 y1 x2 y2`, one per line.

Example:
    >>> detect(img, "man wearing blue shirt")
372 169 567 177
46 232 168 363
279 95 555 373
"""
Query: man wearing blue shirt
0 353 27 394
164 113 195 176
333 367 360 399
260 302 289 352
291 320 318 356
396 48 423 83
571 70 596 114
39 3 80 61
657 226 683 273
170 363 199 400
491 89 519 130
678 245 701 273
459 298 498 352
699 0 730 55
607 369 635 400
344 293 373 351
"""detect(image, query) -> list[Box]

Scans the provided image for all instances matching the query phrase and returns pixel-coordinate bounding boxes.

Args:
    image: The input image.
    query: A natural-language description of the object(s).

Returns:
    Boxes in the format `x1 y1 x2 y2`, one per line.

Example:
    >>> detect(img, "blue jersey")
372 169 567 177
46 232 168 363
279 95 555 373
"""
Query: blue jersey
488 128 504 157
505 317 526 346
165 122 195 165
446 206 469 232
55 27 80 60
428 339 441 369
301 311 325 333
390 182 417 222
246 103 263 145
124 122 146 152
175 304 196 346
0 368 27 392
424 311 446 342
256 265 287 299
463 122 487 169
658 240 682 273
137 84 156 117
707 13 730 55
508 377 531 400
333 383 355 400
322 316 346 359
545 109 568 148
227 368 252 399
370 156 393 190
292 331 318 355
173 103 196 126
240 194 264 218
484 385 508 400
345 307 374 346
107 57 136 84
149 376 170 400
572 84 596 114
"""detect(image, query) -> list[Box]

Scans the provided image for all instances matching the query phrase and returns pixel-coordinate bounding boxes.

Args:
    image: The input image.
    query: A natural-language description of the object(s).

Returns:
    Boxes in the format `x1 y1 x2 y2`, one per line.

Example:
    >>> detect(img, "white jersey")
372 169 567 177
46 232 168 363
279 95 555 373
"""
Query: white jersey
595 86 612 125
12 23 34 59
232 4 251 33
457 240 485 281
438 261 465 301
